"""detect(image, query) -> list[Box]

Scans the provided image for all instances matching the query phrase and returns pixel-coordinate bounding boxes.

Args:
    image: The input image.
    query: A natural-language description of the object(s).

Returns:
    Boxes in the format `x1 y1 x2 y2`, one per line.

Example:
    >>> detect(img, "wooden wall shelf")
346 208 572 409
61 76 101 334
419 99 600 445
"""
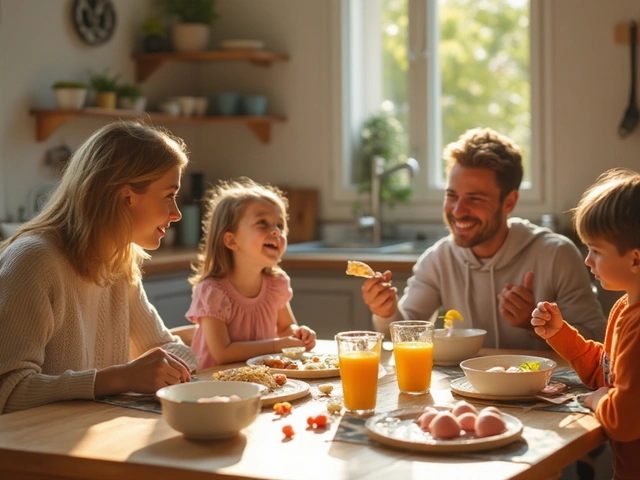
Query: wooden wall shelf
614 23 639 45
29 108 286 143
131 50 290 82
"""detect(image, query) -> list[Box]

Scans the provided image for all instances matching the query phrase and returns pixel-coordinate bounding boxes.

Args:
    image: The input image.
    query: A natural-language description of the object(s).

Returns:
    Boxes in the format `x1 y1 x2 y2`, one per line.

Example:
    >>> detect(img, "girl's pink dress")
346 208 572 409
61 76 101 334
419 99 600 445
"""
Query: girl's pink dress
185 271 293 368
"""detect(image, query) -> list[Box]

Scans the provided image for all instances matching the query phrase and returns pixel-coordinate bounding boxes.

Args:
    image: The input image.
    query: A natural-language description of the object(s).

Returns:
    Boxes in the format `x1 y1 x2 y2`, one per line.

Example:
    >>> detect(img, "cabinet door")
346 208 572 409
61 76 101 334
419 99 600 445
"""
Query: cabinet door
143 272 192 329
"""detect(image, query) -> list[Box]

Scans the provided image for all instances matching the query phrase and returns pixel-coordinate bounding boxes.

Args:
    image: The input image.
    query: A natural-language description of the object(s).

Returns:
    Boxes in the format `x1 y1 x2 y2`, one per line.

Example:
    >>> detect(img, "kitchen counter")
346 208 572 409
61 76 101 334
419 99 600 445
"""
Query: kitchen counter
142 246 422 277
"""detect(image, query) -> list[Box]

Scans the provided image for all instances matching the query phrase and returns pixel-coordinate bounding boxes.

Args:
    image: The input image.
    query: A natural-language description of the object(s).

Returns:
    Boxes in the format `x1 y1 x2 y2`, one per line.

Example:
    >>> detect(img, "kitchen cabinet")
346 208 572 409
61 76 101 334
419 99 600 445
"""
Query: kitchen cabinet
30 50 289 143
288 270 412 340
143 271 193 329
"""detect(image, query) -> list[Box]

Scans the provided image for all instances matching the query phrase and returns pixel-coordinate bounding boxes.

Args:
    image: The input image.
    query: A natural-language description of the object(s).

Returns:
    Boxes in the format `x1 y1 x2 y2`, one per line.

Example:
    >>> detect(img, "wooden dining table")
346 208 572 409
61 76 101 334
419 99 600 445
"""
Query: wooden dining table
0 340 606 480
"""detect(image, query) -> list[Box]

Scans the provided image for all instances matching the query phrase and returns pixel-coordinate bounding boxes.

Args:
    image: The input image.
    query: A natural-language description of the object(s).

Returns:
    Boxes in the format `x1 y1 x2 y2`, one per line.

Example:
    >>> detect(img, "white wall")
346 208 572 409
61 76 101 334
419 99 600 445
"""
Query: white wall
1 0 640 230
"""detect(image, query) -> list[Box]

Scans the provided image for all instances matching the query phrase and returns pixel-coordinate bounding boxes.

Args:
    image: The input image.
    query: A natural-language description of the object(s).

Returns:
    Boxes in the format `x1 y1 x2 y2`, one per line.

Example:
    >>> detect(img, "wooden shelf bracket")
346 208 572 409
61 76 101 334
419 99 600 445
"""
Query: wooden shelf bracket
31 110 79 141
247 121 271 143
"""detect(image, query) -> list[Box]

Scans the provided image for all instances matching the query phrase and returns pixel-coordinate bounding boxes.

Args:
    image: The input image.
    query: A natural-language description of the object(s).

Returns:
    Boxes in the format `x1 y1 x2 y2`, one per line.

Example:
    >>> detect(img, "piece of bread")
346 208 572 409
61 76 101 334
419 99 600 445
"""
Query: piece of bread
346 260 375 278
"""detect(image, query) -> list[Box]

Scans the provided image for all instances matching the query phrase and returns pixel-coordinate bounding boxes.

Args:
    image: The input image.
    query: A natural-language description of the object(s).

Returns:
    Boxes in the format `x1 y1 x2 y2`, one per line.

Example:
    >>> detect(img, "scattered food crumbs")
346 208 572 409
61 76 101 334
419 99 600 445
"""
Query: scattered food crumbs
318 384 334 395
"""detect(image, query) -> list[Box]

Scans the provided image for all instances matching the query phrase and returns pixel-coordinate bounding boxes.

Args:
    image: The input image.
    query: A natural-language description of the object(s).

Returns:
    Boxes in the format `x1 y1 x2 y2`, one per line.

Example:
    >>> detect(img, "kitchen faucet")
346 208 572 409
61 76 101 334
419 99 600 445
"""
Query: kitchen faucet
358 156 420 244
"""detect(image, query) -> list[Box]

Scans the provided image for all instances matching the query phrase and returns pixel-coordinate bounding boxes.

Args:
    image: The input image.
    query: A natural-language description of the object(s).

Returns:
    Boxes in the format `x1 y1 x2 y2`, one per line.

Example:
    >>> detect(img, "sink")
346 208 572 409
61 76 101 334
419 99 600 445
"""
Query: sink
286 239 437 255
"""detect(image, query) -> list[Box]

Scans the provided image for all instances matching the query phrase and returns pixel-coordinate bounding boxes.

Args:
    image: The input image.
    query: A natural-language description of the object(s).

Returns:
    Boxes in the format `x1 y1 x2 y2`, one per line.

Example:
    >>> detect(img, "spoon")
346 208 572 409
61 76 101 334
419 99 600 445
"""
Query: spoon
618 21 639 138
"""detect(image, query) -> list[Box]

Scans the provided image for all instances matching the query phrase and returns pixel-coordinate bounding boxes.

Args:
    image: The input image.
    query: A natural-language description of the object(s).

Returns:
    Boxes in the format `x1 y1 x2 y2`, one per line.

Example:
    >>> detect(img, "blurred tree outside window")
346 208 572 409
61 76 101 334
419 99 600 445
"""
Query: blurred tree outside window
345 0 537 200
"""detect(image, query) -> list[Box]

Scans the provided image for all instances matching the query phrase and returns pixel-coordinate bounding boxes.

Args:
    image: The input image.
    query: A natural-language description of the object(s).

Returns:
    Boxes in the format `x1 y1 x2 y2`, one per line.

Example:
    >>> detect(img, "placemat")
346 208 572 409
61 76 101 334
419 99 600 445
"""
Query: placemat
95 393 161 413
332 414 569 465
94 377 204 413
435 365 592 414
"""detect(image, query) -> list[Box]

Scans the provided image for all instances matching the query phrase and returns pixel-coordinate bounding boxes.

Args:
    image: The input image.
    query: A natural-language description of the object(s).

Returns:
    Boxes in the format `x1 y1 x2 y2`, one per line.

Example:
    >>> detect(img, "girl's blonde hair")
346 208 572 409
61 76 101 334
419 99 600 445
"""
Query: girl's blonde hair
0 121 189 285
190 178 289 286
572 167 640 255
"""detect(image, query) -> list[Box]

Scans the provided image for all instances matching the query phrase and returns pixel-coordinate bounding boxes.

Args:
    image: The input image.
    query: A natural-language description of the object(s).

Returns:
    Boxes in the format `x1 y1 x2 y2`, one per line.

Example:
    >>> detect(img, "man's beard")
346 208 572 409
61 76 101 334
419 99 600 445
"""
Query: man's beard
444 205 504 249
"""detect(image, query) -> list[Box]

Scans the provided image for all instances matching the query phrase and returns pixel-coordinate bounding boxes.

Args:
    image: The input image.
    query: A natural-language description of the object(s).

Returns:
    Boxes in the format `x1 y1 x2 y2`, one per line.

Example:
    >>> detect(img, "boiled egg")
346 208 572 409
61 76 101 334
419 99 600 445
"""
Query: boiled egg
416 407 439 432
475 411 506 438
457 411 477 431
429 411 462 440
452 400 478 417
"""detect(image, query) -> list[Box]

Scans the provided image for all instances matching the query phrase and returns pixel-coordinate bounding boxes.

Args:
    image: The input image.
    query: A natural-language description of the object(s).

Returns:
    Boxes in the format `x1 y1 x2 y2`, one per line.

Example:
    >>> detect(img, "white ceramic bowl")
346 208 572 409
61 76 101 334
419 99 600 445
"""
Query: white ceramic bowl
432 328 487 366
460 355 557 397
156 381 263 439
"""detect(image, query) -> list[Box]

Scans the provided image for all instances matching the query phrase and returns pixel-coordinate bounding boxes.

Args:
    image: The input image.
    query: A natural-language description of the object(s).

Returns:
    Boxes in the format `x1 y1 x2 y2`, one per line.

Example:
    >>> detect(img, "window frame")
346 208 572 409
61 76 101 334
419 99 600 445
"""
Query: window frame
328 0 555 222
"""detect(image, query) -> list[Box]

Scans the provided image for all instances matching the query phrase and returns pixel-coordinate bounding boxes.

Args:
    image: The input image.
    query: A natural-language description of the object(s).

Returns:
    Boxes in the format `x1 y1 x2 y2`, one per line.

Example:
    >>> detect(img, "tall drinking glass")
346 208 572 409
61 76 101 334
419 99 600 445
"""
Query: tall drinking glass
335 331 384 414
389 320 434 394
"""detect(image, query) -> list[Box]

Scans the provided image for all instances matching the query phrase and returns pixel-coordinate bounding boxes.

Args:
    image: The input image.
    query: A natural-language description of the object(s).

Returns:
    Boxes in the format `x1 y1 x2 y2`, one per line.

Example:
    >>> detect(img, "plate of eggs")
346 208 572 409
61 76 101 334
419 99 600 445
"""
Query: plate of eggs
365 401 523 452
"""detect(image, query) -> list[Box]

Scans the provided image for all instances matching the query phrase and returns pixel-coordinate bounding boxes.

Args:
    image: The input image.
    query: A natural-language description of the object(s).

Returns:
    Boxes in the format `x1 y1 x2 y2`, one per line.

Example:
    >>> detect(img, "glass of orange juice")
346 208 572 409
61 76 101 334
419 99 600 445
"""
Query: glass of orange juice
389 320 434 394
335 331 384 414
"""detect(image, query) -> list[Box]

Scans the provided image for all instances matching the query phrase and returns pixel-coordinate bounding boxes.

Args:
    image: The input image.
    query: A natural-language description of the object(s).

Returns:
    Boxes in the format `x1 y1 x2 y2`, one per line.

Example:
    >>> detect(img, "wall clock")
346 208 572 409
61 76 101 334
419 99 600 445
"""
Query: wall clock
72 0 117 46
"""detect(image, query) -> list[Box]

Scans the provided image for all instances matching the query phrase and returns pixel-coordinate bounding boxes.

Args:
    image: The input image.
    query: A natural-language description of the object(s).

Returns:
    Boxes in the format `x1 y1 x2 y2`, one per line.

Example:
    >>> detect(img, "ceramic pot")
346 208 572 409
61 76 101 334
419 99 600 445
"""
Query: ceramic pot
118 97 147 112
172 23 210 52
242 95 268 116
54 88 87 110
215 92 240 115
96 91 117 109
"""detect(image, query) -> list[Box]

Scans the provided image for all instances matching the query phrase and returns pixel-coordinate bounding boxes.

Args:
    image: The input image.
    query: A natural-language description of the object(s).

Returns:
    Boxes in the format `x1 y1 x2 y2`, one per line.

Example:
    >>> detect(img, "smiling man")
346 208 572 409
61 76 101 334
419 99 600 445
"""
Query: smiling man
362 128 606 349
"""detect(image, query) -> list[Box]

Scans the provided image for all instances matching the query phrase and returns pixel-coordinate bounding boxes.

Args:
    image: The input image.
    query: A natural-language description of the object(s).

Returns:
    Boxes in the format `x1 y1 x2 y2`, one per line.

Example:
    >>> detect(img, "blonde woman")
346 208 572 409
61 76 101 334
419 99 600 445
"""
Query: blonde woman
0 121 197 414
186 178 316 369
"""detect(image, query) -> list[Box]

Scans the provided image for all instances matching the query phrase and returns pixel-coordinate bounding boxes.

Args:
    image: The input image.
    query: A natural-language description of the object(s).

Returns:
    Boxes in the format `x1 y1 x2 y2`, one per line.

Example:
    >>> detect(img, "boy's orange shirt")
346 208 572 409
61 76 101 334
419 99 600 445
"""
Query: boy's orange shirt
547 296 640 479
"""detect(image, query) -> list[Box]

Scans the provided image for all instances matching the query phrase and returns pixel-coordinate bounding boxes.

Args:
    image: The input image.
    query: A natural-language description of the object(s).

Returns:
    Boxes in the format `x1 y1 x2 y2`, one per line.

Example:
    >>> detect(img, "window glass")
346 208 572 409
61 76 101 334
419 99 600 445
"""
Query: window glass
350 0 532 192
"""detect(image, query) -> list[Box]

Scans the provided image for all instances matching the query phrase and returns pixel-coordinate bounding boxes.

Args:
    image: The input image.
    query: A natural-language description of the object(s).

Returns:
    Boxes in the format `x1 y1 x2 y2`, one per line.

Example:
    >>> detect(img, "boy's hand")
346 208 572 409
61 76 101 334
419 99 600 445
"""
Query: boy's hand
531 301 564 339
361 270 398 318
584 386 610 412
498 271 535 329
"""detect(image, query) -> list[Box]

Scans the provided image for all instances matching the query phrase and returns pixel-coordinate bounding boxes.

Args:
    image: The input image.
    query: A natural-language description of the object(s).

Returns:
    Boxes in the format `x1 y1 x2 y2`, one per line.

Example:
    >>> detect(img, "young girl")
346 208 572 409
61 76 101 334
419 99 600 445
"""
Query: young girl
186 178 316 368
0 121 197 414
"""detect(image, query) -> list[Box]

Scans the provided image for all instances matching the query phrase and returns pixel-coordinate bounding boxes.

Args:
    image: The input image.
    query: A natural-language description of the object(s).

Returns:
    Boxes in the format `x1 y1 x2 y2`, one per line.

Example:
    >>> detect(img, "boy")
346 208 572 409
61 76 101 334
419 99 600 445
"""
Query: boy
531 168 640 479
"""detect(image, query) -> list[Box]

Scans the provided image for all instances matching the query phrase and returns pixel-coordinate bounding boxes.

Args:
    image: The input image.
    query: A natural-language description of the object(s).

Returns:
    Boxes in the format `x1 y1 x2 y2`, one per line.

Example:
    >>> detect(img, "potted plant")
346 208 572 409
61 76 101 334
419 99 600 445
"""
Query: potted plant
52 81 88 110
141 15 168 53
357 111 413 208
157 0 219 52
88 69 120 109
117 83 146 112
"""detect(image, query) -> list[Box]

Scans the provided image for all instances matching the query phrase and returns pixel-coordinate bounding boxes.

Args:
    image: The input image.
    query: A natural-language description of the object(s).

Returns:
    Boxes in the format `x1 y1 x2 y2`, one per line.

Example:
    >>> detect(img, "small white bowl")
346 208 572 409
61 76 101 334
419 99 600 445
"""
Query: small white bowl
432 328 486 366
460 355 556 397
157 381 262 439
176 96 196 117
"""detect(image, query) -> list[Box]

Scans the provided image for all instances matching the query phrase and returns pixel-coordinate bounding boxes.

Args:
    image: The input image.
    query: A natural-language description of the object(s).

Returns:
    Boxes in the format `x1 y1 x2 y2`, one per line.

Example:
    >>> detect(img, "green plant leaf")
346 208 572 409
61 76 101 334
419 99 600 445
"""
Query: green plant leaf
356 110 413 209
157 0 218 25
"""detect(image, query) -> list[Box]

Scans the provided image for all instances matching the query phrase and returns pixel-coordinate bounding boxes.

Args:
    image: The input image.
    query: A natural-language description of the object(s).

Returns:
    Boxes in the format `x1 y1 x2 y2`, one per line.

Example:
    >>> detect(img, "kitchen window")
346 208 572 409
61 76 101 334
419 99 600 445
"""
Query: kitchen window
330 0 552 217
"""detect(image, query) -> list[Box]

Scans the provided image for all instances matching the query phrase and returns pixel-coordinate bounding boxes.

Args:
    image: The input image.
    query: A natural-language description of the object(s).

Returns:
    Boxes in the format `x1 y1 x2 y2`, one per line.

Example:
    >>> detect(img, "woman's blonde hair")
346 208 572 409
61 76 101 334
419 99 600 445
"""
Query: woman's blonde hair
572 168 640 255
0 121 189 284
189 178 289 286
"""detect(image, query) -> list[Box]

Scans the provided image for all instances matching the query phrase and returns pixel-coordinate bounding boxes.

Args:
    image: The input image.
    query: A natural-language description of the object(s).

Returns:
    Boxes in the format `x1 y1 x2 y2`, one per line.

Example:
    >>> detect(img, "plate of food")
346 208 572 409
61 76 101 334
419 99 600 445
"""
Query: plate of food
211 365 310 407
365 405 523 453
246 352 341 379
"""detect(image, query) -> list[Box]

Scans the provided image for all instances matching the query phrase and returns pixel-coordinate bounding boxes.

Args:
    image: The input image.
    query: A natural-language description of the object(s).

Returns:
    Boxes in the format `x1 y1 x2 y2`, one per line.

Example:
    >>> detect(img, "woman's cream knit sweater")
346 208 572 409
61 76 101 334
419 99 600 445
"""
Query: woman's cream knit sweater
0 234 198 414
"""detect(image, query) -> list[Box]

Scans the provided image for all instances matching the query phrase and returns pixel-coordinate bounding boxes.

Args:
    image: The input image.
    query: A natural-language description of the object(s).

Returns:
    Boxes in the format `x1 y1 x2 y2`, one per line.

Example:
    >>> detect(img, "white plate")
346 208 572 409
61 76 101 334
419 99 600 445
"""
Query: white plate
246 353 341 379
450 377 565 402
219 39 264 50
260 379 310 407
365 407 523 452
